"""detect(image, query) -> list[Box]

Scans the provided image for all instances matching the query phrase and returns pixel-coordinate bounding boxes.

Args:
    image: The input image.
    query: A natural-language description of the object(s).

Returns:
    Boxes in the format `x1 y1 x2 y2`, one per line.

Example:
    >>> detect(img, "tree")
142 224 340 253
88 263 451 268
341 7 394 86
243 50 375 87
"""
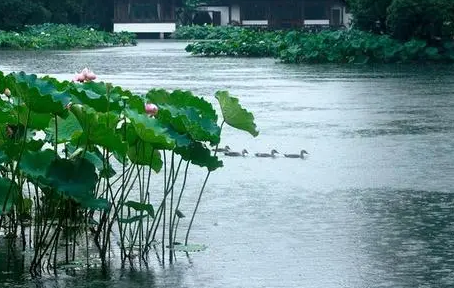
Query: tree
0 0 49 31
386 0 454 41
348 0 393 33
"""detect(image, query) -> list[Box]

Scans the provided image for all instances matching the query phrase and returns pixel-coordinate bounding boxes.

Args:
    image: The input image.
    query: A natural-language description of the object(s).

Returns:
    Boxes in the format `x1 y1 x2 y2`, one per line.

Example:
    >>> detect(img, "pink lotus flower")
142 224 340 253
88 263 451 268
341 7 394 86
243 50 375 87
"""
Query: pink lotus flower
3 88 11 97
72 73 85 83
72 68 97 83
145 103 158 117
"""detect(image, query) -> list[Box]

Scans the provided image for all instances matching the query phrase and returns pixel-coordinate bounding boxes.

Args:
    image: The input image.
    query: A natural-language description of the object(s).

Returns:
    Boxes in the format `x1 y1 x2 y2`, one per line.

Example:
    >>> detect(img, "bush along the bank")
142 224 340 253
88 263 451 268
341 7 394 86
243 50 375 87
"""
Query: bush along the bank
185 29 285 57
186 29 454 64
0 70 258 275
0 23 137 49
173 25 248 40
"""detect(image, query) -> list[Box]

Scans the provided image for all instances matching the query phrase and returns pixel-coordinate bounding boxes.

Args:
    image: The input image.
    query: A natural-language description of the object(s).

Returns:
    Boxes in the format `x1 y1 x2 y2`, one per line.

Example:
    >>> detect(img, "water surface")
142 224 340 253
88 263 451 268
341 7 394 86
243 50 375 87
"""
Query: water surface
1 41 454 288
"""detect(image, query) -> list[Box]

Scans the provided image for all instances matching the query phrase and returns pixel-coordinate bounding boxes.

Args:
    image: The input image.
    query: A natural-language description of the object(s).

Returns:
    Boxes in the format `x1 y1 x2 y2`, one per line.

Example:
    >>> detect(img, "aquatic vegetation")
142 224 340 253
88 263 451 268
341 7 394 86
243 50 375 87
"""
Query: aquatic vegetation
0 70 258 275
0 24 137 50
185 28 454 64
185 29 284 57
173 25 248 40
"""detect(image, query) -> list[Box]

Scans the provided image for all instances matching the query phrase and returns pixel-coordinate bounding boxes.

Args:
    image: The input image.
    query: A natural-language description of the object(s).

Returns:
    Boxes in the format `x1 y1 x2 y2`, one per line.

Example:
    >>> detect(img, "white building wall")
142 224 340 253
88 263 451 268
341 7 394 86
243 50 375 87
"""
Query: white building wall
231 4 241 23
113 23 176 33
304 20 330 25
197 6 230 25
242 20 268 26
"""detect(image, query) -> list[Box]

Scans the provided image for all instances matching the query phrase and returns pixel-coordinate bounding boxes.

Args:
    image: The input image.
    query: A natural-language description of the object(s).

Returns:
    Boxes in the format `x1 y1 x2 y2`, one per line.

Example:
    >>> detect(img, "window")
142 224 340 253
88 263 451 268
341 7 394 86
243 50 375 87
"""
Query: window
242 2 268 20
304 2 327 20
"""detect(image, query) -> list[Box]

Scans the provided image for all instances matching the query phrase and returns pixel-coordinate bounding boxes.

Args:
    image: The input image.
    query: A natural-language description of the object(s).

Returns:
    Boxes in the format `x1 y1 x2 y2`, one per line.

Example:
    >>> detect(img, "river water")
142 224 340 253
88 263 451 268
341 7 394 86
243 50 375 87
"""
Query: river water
1 41 454 288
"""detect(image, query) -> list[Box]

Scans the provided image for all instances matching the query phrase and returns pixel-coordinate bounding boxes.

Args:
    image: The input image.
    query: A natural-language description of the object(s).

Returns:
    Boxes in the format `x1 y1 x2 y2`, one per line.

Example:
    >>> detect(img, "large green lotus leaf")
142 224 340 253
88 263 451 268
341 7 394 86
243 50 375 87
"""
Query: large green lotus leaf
124 200 154 217
146 89 218 121
215 91 259 137
127 94 147 113
65 144 116 178
124 108 174 150
128 141 163 172
46 113 82 144
158 104 221 145
70 81 122 113
19 149 55 180
71 105 127 157
0 150 8 164
46 158 98 201
16 104 52 130
0 177 19 215
0 99 15 124
6 72 71 117
1 136 44 161
166 127 192 148
175 141 223 171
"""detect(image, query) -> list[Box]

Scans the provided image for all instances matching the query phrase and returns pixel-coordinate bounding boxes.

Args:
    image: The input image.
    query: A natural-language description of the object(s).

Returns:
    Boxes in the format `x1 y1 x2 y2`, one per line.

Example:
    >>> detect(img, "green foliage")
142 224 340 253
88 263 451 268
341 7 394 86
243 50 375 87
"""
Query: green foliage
0 0 114 32
216 91 259 137
185 27 454 64
349 0 454 41
173 25 247 40
348 0 392 33
386 0 454 41
0 24 137 50
0 70 258 271
185 29 283 57
0 177 19 215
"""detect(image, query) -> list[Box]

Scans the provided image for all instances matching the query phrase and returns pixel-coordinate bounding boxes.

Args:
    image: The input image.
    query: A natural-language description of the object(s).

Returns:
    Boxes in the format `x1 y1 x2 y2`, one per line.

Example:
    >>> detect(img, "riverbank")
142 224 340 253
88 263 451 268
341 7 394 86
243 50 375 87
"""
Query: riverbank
0 24 137 49
177 26 454 64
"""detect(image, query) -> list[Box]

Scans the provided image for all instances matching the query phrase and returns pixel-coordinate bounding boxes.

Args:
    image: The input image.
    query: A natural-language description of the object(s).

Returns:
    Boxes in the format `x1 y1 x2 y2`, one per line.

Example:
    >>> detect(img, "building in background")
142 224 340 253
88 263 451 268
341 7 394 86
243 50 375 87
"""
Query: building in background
196 0 350 28
113 0 182 37
113 0 350 37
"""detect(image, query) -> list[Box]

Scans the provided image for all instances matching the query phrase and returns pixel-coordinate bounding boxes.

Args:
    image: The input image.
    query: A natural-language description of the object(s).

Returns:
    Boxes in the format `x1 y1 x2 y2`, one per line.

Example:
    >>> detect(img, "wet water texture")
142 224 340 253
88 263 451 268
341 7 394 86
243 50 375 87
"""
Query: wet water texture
1 41 454 288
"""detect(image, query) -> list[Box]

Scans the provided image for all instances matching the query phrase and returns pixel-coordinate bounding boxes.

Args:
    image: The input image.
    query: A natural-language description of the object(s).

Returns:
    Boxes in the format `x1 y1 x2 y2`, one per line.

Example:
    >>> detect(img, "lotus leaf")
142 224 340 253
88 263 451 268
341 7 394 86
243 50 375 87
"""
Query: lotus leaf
215 91 259 137
0 177 18 215
127 141 163 173
175 141 223 171
124 108 174 150
6 72 71 117
71 105 127 157
124 200 154 217
70 82 123 113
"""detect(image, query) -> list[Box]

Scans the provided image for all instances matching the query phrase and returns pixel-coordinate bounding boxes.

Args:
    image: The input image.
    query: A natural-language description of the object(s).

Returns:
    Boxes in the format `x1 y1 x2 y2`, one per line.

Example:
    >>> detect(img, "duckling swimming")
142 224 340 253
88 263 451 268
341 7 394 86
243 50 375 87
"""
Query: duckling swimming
255 149 279 158
212 145 231 153
284 149 309 159
225 149 248 157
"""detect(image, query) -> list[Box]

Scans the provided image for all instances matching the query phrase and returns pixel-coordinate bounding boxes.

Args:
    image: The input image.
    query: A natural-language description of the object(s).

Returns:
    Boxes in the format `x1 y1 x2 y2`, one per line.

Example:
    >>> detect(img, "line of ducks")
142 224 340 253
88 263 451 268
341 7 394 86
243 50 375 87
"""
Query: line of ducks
213 146 309 159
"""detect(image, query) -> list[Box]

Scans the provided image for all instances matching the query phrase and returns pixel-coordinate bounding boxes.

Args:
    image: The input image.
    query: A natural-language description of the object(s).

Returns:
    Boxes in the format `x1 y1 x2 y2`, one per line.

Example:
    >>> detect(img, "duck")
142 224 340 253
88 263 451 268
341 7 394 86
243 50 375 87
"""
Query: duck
212 145 231 153
224 149 248 157
284 149 309 159
255 149 279 158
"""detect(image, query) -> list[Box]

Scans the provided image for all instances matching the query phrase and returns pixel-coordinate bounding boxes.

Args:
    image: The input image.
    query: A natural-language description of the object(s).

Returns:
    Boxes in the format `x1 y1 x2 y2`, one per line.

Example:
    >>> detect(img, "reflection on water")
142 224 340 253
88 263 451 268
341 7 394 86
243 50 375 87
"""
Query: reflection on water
1 41 454 288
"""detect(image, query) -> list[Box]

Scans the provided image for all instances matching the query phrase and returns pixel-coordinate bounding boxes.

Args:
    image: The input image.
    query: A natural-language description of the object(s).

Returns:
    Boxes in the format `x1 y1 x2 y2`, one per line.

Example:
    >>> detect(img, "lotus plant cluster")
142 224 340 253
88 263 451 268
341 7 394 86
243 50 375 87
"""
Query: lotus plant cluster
0 70 258 276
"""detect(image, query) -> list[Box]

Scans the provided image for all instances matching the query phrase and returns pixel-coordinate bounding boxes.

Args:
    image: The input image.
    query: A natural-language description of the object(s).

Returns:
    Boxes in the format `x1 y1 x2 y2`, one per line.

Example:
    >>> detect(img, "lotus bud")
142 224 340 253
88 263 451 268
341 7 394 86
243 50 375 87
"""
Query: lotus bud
3 88 11 97
144 103 158 117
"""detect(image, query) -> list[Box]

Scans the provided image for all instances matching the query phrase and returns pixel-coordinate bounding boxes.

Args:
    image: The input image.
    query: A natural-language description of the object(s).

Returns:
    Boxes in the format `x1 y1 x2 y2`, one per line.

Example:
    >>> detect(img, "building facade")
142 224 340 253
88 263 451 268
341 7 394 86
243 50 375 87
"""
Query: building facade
113 0 350 35
113 0 181 35
198 0 350 28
